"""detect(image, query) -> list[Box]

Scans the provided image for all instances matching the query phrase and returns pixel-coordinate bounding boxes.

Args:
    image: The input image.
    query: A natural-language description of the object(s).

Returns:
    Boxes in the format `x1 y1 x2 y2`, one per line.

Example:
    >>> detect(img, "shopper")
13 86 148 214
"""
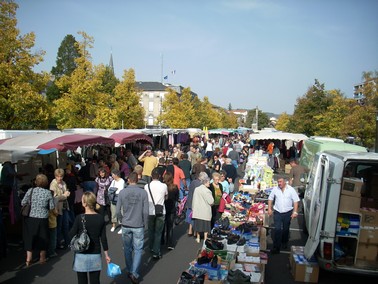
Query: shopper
268 177 299 254
69 192 111 284
116 172 149 284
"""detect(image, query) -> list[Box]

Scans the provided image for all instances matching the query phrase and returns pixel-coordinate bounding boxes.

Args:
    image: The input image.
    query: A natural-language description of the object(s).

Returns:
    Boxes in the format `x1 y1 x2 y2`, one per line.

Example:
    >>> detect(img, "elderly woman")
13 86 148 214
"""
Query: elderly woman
191 173 214 243
22 174 55 266
209 172 224 227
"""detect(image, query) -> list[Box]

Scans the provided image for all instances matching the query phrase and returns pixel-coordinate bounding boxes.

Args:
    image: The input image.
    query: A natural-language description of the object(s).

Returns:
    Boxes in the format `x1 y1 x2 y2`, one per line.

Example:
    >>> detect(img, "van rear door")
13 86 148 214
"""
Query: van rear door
304 154 330 259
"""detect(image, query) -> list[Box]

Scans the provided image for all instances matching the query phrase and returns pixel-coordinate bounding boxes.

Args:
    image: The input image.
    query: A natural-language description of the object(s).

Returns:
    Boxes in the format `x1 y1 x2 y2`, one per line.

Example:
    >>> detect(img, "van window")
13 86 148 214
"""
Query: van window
344 161 378 201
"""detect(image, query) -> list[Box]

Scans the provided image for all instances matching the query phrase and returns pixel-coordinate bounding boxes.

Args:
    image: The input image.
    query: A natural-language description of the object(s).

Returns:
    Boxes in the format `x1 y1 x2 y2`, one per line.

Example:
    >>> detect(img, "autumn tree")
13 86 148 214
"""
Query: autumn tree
313 90 353 138
275 112 291 131
53 32 111 129
219 109 238 128
0 1 50 129
195 96 221 129
46 34 80 102
157 87 196 128
104 68 144 129
287 79 333 136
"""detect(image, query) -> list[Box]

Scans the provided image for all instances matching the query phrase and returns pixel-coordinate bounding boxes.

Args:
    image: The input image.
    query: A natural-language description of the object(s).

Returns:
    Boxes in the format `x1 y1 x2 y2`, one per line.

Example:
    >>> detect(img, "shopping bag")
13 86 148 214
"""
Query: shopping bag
107 262 122 278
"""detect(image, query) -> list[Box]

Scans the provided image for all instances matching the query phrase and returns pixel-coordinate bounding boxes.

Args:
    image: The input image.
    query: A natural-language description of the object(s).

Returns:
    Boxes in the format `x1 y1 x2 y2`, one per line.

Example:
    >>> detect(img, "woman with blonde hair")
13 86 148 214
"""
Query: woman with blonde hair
69 191 111 284
50 168 71 249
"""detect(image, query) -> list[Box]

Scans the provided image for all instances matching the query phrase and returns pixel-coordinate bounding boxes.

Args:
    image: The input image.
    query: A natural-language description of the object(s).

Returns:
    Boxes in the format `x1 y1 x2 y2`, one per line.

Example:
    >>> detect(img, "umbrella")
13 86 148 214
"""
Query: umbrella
37 134 115 151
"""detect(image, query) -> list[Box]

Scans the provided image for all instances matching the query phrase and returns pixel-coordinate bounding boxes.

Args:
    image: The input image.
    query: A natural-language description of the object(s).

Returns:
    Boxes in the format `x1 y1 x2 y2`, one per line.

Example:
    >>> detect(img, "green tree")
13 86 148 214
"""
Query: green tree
275 112 291 131
219 109 238 128
0 1 50 129
245 109 270 130
228 103 232 111
46 34 80 102
287 79 333 136
53 32 110 129
99 65 119 96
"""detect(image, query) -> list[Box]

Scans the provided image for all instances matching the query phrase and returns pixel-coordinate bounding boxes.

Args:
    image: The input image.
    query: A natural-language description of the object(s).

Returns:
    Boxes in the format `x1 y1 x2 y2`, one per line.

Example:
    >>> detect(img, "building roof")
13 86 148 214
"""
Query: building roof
135 81 168 91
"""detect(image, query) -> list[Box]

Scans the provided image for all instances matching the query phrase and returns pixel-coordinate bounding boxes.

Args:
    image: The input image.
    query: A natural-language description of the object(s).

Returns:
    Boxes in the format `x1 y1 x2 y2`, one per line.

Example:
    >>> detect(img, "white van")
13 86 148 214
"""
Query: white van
303 151 378 275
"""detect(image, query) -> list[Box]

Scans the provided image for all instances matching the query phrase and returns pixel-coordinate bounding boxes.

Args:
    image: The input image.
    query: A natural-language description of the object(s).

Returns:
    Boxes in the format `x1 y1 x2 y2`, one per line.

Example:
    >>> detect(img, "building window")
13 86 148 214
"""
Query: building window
148 115 154 125
148 101 154 112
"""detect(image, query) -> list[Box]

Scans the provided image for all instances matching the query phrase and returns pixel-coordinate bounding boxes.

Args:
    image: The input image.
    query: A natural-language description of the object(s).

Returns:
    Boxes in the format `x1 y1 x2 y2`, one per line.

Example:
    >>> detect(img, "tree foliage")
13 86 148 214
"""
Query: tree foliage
287 79 332 136
275 112 291 131
53 32 111 129
47 34 80 102
245 109 269 130
0 1 50 129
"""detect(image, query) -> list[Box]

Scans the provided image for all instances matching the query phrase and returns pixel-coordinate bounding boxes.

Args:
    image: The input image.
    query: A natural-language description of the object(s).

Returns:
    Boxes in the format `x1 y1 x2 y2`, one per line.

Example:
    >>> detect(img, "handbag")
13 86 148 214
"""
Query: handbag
108 180 118 205
21 188 34 217
147 183 164 217
69 214 90 253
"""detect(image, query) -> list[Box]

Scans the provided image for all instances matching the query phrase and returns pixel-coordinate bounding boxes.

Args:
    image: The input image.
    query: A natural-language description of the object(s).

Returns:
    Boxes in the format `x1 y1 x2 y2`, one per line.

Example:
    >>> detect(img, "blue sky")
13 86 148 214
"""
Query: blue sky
15 0 378 115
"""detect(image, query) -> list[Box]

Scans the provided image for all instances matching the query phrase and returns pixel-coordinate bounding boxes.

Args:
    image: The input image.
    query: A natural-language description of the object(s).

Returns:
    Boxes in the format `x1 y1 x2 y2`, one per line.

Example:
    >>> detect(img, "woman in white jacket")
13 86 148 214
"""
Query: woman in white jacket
191 174 214 243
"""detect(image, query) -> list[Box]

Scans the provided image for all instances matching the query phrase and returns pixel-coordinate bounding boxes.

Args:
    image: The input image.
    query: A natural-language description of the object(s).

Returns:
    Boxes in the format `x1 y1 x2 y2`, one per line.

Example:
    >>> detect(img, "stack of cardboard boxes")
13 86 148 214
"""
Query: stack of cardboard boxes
358 208 378 262
339 177 362 213
289 246 319 283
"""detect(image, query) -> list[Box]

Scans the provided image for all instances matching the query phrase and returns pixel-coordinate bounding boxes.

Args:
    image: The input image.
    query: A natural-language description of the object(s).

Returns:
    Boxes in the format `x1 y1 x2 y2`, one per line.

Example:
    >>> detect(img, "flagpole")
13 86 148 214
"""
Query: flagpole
160 53 163 83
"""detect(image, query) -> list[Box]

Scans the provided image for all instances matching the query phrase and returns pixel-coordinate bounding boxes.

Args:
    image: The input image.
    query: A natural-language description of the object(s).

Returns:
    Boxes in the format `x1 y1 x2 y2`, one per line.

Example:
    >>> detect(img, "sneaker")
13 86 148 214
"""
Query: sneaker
117 228 122 234
152 254 162 260
110 227 115 232
167 246 174 250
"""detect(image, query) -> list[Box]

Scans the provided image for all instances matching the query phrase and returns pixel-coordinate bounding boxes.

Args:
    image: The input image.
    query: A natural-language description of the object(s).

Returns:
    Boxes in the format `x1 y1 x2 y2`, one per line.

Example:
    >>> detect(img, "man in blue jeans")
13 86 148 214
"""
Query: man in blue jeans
116 172 149 284
268 177 299 254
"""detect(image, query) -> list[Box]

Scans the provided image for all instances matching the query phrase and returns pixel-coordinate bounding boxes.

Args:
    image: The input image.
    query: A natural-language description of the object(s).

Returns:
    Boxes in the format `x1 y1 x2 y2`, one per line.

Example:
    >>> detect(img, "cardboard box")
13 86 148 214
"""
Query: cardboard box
359 227 378 244
342 178 363 197
339 195 361 214
356 243 378 261
290 254 319 283
360 208 378 227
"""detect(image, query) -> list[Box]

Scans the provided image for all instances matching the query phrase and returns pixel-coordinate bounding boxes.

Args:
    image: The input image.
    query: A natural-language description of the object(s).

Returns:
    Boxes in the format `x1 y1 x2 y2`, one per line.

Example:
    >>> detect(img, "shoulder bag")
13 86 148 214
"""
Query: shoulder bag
147 183 164 217
21 188 34 217
69 214 90 253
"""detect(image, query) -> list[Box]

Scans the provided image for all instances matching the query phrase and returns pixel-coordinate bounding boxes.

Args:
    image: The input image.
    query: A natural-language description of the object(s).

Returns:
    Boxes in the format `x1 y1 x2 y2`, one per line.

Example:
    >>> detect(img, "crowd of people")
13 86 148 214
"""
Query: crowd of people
11 134 303 284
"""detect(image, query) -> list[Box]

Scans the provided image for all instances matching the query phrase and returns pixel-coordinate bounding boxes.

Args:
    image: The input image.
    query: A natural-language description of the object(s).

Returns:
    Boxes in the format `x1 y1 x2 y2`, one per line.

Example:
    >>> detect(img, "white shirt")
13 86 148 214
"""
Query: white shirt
268 184 299 213
144 180 168 215
110 178 125 195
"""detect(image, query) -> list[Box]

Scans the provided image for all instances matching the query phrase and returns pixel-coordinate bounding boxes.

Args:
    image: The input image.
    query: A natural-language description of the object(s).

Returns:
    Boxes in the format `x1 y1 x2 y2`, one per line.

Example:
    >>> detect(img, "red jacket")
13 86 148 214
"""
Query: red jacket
218 192 231 213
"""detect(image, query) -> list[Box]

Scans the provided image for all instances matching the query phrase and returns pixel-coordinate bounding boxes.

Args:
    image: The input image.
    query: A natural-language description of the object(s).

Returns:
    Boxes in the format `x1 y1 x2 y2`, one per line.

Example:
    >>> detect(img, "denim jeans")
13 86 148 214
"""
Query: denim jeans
163 213 175 247
179 178 191 200
148 215 165 255
121 226 144 279
57 209 70 247
273 210 292 250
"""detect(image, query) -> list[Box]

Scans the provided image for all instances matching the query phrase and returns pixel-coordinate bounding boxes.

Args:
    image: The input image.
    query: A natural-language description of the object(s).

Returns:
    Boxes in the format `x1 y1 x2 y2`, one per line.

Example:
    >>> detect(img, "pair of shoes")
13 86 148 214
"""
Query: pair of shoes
117 228 122 234
237 237 246 246
227 233 240 245
227 269 250 283
205 239 224 250
271 248 280 254
110 227 115 232
208 233 224 241
127 273 139 284
167 246 174 250
152 254 162 260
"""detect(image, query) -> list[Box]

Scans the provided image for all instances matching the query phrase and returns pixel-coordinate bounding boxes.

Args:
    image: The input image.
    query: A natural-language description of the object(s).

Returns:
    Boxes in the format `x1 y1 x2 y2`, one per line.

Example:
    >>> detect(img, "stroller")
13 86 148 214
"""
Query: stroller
174 196 187 225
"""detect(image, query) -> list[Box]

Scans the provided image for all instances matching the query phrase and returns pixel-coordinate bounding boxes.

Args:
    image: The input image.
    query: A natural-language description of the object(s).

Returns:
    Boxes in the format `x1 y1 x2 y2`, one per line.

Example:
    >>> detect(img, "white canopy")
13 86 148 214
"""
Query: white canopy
249 131 308 142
